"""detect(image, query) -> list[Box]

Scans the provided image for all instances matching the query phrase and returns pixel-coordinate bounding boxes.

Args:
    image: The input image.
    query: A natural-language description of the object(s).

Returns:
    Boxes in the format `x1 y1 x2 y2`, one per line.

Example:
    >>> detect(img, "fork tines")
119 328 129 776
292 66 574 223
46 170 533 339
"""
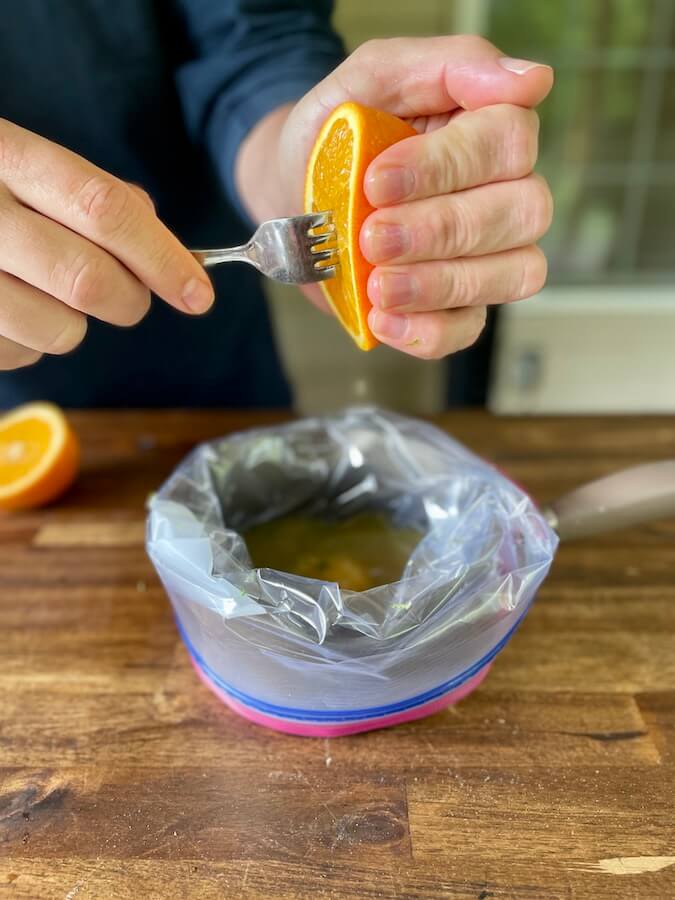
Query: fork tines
304 211 334 230
306 211 338 276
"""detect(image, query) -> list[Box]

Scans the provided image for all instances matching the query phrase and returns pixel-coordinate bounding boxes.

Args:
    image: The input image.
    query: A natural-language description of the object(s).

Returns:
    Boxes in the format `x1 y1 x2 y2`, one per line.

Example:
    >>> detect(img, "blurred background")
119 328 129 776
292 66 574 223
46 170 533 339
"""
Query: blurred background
267 0 675 415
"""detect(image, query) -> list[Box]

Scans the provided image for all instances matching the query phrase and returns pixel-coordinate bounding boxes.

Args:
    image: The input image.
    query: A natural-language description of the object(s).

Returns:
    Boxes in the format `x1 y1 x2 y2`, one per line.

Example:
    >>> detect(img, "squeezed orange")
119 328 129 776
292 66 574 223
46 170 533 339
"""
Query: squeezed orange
305 102 416 349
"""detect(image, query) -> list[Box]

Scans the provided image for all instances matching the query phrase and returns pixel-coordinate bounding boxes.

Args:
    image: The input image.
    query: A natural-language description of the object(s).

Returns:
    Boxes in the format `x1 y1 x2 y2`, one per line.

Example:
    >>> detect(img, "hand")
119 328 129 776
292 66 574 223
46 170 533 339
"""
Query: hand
0 119 213 370
276 35 554 356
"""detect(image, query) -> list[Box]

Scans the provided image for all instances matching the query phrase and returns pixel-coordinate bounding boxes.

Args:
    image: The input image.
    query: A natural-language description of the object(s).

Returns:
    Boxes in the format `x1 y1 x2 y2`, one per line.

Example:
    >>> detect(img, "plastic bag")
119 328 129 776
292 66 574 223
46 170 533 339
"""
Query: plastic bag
147 407 557 734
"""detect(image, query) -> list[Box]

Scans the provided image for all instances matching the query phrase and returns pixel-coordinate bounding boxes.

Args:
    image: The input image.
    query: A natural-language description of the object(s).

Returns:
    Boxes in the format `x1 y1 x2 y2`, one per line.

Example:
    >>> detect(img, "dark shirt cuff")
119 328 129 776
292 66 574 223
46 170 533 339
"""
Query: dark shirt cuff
208 72 335 227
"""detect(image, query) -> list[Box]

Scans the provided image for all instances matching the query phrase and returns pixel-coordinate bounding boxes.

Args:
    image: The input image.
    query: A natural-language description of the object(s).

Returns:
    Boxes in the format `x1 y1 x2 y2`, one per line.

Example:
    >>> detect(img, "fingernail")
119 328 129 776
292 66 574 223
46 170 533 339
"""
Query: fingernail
182 276 214 313
362 223 410 263
376 271 417 309
498 57 551 75
366 166 415 205
370 310 409 341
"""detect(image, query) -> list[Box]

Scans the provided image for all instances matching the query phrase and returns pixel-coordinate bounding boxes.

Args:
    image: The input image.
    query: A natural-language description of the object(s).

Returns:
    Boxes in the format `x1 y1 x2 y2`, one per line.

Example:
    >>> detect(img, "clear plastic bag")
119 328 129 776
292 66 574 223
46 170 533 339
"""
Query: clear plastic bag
146 407 557 732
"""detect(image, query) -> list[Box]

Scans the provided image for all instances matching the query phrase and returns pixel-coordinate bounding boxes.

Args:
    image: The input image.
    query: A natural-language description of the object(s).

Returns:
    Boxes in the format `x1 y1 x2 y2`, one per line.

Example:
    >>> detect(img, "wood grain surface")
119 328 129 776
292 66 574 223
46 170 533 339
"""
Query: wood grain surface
0 410 673 899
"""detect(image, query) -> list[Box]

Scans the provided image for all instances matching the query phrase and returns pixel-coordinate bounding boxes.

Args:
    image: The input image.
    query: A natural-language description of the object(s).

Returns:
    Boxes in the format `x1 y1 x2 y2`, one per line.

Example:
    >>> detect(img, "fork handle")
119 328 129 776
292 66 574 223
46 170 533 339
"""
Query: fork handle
191 244 257 270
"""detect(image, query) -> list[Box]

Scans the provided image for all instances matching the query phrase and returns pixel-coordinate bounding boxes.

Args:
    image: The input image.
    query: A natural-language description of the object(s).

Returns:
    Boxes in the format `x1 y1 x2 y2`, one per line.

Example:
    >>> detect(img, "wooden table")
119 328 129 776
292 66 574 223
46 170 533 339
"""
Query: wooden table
1 411 674 899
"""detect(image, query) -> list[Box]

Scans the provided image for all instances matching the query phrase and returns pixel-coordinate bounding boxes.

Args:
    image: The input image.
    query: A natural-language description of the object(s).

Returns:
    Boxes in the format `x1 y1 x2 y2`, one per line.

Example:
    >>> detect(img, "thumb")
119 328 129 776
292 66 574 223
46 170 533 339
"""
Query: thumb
442 45 554 111
317 35 553 117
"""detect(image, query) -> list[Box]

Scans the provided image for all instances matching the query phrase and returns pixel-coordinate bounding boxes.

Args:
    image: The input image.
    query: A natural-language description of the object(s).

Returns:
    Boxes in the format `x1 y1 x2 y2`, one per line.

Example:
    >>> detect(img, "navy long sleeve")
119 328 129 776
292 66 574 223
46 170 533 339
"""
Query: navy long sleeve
0 0 345 409
175 0 345 220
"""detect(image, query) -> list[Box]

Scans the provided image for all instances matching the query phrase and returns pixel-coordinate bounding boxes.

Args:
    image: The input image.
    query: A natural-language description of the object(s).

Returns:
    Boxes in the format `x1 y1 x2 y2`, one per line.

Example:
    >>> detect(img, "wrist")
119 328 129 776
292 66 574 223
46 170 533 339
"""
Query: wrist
234 103 295 224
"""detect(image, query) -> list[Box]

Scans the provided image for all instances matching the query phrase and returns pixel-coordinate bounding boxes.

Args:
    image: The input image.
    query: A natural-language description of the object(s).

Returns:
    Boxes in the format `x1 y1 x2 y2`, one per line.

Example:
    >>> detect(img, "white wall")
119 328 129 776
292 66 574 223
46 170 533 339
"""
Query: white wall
490 286 675 413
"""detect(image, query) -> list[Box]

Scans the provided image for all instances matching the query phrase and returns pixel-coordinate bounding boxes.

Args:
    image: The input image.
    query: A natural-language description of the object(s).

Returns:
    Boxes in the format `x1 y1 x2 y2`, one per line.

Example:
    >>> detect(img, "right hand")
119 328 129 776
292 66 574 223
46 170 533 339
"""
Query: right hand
0 119 214 370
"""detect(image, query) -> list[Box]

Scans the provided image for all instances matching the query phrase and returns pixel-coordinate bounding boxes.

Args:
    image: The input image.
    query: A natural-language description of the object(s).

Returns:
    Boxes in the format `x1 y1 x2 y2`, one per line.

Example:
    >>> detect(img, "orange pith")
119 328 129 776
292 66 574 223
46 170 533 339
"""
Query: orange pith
305 102 416 350
0 402 80 510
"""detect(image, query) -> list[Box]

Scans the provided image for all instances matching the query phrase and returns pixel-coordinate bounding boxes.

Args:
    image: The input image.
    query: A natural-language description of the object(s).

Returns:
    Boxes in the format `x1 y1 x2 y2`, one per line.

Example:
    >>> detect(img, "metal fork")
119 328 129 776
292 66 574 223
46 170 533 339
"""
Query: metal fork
191 211 337 284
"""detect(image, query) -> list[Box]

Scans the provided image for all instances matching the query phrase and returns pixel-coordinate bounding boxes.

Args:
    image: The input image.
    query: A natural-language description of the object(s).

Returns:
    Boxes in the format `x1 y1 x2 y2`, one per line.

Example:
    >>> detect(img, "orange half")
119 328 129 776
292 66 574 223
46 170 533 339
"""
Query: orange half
304 102 416 350
0 402 80 511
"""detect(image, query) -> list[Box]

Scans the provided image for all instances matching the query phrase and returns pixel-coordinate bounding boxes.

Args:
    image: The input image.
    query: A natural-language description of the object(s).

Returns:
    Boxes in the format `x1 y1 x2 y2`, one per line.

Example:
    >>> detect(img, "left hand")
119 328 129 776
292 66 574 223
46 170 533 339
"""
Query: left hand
240 36 554 358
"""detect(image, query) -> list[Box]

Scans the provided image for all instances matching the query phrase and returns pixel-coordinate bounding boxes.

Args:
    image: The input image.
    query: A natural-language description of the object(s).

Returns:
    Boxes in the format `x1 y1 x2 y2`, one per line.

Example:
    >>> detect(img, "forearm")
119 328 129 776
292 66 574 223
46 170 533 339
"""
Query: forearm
234 102 296 224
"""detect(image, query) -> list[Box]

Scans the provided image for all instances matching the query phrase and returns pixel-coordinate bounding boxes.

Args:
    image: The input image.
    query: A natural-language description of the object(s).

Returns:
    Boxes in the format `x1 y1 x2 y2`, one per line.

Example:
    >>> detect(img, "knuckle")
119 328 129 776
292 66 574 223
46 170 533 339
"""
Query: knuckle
355 38 386 64
427 131 464 193
62 252 149 325
515 175 552 240
438 262 467 309
520 247 548 297
449 259 481 308
353 39 399 95
73 174 134 235
529 174 554 236
505 106 540 176
43 314 88 356
439 197 475 256
66 254 108 314
435 206 459 257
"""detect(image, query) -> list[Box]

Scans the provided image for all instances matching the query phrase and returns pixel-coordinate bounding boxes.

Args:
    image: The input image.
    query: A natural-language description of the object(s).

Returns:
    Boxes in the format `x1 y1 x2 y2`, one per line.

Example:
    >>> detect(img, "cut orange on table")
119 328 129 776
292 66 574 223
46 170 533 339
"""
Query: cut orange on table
0 402 80 511
305 101 416 350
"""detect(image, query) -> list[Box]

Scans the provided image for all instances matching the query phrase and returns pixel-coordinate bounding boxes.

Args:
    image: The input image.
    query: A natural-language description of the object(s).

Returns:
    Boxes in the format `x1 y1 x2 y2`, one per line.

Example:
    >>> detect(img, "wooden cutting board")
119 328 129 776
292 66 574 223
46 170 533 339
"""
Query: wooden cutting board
0 410 673 899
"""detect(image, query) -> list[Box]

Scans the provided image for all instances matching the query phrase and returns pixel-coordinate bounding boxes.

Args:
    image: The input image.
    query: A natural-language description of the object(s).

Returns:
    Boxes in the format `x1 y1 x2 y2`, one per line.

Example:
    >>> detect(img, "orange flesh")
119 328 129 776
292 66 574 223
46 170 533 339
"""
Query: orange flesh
310 120 359 337
0 418 53 486
0 403 80 510
305 102 416 350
